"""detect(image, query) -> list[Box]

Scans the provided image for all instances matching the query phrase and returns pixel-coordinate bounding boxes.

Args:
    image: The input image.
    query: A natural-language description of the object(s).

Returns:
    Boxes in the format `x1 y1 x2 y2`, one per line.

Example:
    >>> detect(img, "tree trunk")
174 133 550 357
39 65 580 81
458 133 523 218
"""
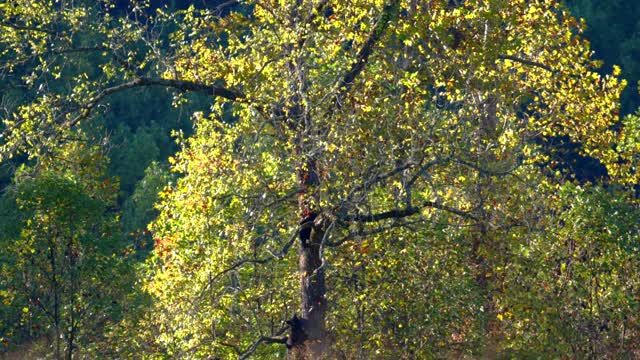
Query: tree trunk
283 3 329 354
283 3 331 357
288 220 328 359
288 155 329 358
50 237 62 360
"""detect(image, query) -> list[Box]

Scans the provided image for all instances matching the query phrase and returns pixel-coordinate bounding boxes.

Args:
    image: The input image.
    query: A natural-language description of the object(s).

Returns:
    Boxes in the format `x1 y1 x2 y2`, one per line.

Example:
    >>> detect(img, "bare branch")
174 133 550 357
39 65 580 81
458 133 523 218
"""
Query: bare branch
218 341 241 355
326 221 400 247
128 77 244 100
207 227 299 286
405 158 449 192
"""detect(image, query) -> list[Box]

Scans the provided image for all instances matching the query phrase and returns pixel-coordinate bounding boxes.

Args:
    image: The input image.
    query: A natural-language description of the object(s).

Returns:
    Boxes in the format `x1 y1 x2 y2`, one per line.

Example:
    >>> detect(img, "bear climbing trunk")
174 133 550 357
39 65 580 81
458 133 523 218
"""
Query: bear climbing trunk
287 157 329 359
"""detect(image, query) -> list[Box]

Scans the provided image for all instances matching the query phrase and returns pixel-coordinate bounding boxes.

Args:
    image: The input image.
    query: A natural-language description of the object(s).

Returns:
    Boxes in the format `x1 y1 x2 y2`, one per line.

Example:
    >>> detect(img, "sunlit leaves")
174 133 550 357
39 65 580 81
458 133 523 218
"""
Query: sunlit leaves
0 142 131 358
144 0 634 357
2 0 639 358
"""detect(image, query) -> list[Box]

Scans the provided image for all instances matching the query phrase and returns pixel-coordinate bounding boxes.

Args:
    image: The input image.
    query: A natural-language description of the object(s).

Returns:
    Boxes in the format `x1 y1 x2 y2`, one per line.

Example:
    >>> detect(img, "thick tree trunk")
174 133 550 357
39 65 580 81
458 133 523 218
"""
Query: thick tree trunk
284 5 329 353
288 221 328 359
288 156 329 359
283 3 333 356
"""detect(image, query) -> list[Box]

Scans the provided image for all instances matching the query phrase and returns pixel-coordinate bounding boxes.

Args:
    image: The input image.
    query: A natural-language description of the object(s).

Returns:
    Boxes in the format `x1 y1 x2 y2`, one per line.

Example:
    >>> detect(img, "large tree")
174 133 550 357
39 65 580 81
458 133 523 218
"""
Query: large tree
1 0 638 358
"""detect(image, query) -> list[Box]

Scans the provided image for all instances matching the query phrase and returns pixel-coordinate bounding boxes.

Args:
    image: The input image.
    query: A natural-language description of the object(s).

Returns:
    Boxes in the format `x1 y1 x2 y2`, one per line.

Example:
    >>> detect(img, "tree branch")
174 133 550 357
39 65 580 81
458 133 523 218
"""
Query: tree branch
304 0 331 24
48 46 109 56
333 0 400 109
454 157 523 177
342 160 417 206
190 223 310 312
130 77 244 99
65 77 243 128
326 220 412 247
497 54 556 74
341 200 477 223
213 0 240 15
11 46 110 66
238 334 288 360
405 158 449 193
207 227 299 286
0 21 56 34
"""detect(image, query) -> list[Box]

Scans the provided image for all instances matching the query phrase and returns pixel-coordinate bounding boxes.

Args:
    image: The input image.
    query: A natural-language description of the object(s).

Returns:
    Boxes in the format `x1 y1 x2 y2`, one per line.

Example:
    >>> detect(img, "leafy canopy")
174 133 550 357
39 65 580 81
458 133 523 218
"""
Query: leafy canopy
1 0 639 358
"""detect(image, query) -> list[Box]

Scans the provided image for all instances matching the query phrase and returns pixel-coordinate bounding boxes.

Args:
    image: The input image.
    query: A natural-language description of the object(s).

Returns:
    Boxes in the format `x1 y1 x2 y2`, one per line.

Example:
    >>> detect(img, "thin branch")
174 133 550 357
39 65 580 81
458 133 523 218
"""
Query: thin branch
343 160 416 205
454 157 523 177
405 158 449 191
327 222 396 247
48 46 109 56
326 219 423 247
182 228 301 321
129 77 244 100
207 228 299 286
214 0 240 15
333 0 400 109
6 46 108 65
313 219 335 277
238 334 288 360
0 21 57 34
219 341 241 355
193 223 311 309
497 54 556 74
304 0 331 24
264 188 303 207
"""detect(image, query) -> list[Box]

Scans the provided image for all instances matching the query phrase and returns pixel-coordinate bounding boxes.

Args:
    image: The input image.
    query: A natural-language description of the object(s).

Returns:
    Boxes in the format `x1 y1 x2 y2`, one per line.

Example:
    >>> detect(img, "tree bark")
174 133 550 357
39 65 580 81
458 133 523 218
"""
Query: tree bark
282 2 330 356
287 154 329 359
288 219 327 359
